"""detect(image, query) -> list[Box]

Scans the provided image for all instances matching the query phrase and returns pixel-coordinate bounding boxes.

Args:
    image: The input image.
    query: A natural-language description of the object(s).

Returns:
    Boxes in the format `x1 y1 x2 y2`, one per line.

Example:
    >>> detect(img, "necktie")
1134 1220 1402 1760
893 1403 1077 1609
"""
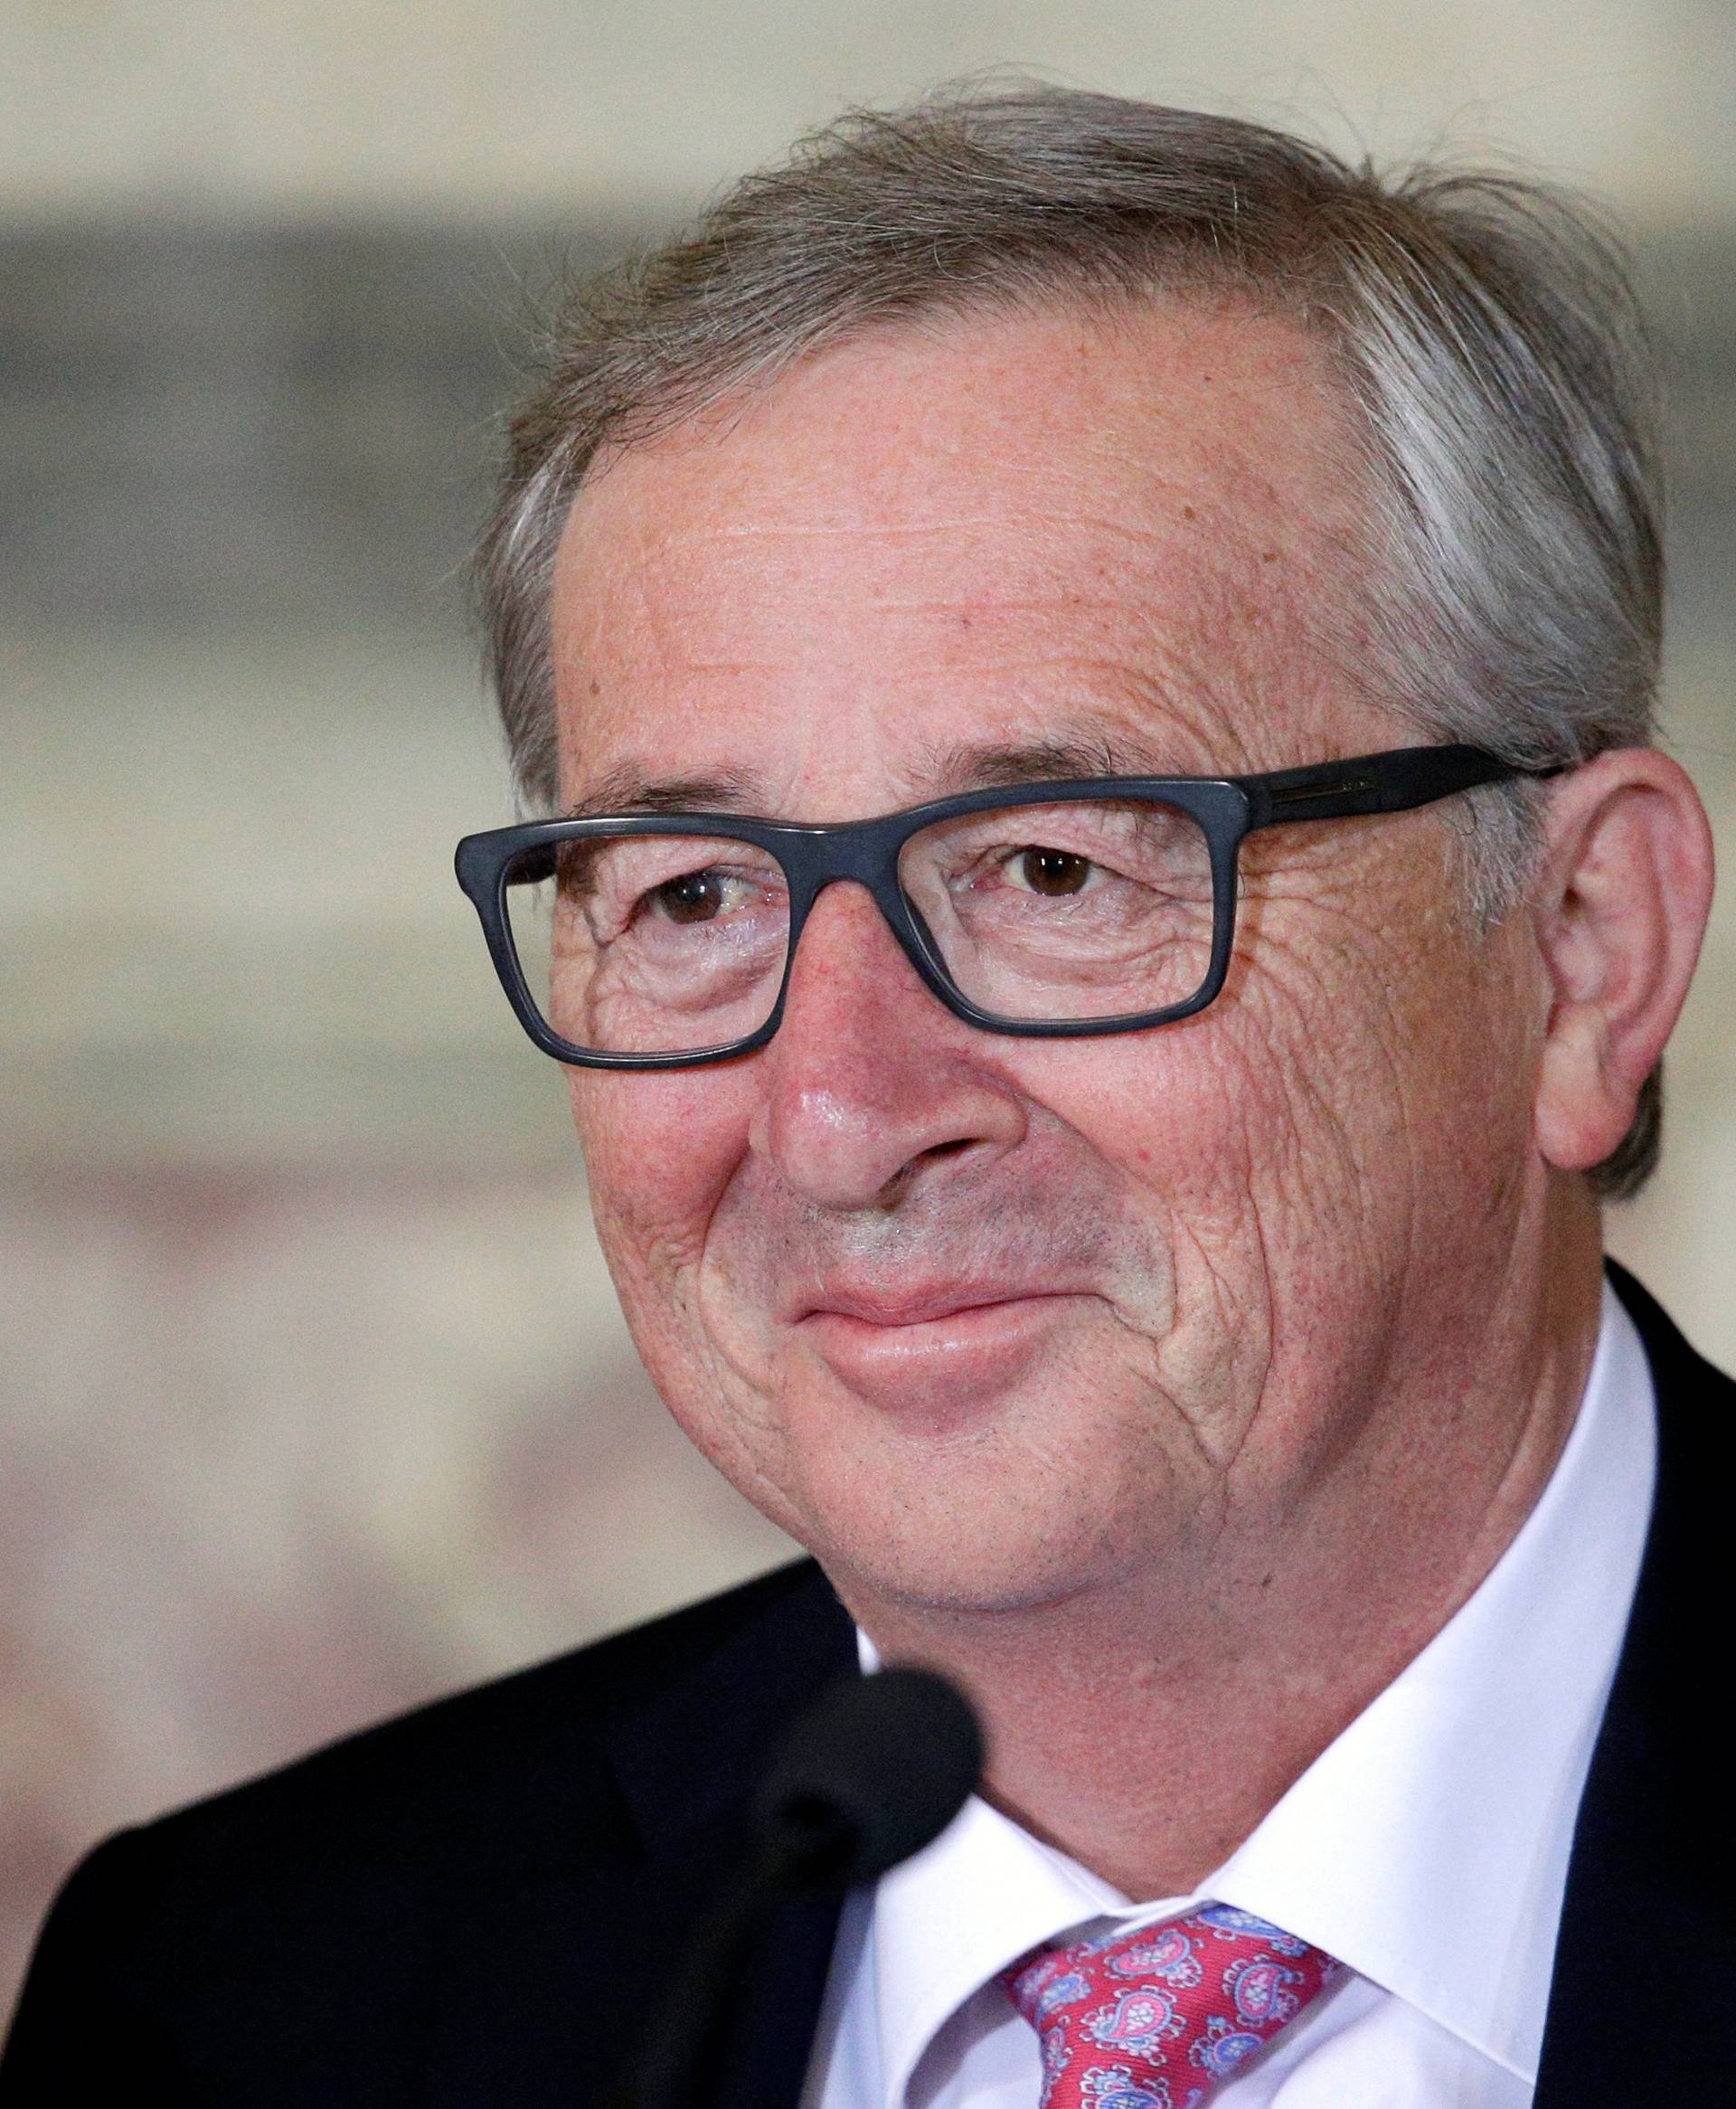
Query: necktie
1004 1904 1341 2105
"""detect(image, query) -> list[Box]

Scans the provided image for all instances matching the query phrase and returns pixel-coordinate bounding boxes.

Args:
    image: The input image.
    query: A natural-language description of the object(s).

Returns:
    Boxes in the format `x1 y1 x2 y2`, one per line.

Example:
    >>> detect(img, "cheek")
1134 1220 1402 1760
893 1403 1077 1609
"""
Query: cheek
1222 871 1535 1243
1033 894 1477 1265
568 1068 751 1282
1024 1004 1282 1210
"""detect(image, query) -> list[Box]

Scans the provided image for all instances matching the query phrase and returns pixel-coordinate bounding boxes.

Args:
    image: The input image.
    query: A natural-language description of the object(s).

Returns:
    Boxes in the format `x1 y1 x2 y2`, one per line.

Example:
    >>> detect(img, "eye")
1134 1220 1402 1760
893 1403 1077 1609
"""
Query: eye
1008 846 1096 897
651 870 729 923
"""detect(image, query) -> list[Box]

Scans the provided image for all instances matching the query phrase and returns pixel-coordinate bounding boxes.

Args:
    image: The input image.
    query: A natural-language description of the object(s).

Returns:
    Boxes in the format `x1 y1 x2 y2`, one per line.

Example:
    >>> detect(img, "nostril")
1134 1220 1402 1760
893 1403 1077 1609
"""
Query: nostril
872 1134 977 1212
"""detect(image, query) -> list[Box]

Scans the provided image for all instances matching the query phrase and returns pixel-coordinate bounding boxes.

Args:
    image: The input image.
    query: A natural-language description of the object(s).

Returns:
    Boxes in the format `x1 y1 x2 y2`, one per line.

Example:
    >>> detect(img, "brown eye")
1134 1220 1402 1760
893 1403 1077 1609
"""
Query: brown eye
653 870 725 922
1016 846 1093 896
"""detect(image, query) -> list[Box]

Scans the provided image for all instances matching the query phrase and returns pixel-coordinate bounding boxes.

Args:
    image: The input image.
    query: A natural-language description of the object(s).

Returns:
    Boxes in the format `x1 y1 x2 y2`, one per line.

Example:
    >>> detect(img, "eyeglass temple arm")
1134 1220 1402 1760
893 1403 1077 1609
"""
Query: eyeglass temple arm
1241 744 1567 830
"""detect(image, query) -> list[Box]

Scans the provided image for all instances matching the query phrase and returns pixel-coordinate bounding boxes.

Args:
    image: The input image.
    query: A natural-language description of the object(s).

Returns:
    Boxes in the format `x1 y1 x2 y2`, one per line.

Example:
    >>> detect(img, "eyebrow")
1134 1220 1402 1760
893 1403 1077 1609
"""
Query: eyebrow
915 730 1183 790
559 725 1192 822
561 766 763 820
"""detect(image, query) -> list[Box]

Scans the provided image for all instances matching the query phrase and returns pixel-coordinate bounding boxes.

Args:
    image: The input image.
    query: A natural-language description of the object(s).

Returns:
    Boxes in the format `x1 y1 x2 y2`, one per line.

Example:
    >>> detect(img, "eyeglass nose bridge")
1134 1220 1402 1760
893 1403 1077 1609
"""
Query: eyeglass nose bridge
768 815 964 1033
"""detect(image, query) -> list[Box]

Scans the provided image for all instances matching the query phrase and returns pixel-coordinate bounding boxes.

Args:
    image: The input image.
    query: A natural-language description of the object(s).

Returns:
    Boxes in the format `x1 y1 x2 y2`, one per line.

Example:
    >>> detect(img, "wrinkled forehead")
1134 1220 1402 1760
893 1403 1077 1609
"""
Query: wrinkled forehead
549 298 1382 811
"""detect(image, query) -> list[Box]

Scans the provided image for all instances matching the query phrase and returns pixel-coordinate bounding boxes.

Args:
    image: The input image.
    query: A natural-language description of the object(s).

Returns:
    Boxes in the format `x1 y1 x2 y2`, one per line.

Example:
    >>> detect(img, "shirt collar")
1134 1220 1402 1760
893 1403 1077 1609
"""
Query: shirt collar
863 1282 1656 2097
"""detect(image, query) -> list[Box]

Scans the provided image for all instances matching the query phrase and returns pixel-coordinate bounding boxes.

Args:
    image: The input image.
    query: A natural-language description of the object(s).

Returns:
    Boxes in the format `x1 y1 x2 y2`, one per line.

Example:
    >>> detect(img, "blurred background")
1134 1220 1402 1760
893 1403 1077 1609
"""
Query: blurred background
3 0 1732 2016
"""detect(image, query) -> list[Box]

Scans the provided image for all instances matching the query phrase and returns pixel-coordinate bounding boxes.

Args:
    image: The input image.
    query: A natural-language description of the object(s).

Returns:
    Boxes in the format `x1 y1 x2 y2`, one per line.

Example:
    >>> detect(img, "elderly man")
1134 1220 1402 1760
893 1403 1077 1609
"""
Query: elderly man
4 86 1727 2109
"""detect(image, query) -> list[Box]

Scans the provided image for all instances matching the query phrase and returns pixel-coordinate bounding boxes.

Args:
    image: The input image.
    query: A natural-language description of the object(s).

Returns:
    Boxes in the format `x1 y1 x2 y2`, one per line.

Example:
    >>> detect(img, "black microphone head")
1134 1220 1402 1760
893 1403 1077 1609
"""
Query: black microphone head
754 1666 984 1890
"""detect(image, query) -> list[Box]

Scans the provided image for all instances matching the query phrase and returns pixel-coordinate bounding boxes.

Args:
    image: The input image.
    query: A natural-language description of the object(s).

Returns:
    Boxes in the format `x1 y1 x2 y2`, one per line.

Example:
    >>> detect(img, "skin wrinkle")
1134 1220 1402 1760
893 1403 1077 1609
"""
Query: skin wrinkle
1164 1214 1269 1499
1179 1054 1361 1512
695 511 1166 544
567 476 1321 806
546 295 1708 1898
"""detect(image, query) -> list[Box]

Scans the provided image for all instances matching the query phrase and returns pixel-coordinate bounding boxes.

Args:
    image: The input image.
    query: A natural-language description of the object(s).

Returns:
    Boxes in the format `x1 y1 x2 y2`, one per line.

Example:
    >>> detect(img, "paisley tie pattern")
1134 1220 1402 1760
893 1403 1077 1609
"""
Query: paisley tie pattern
1003 1904 1341 2106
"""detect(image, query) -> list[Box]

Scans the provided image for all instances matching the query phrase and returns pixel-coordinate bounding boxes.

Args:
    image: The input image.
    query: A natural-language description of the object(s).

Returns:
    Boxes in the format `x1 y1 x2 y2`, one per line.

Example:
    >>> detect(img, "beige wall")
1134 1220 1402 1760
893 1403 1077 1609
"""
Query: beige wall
5 1 1736 222
3 0 1732 2018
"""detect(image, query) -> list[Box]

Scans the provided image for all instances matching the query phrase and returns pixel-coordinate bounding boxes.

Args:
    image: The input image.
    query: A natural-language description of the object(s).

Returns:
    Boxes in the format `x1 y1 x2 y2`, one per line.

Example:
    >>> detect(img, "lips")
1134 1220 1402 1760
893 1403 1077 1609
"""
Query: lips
797 1283 1072 1329
790 1284 1091 1427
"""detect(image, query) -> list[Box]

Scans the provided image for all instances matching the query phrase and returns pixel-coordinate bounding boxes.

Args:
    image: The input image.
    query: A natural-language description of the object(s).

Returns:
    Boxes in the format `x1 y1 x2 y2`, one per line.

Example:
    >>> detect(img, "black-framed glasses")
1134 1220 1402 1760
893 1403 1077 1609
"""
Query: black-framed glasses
454 744 1561 1069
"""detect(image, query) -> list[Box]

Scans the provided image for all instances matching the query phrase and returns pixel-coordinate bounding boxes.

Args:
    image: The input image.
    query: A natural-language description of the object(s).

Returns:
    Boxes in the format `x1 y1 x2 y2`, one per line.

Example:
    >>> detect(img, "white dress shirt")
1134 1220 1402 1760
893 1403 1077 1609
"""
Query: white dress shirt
806 1282 1656 2107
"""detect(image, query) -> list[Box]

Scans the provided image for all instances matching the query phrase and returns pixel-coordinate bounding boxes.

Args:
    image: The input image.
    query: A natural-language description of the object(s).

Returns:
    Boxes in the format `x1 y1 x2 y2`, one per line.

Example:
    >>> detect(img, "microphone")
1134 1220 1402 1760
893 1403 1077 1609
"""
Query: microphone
753 1664 986 1890
626 1667 984 2109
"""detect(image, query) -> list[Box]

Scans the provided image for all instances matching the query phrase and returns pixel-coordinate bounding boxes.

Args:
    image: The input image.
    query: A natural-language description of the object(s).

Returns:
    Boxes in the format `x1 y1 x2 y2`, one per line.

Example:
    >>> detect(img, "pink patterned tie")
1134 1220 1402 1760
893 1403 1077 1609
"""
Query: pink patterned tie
1004 1905 1341 2106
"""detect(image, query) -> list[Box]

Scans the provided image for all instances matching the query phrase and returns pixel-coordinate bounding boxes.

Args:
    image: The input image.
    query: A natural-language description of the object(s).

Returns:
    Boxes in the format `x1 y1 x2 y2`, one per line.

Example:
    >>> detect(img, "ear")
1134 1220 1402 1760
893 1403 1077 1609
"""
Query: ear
1532 748 1715 1177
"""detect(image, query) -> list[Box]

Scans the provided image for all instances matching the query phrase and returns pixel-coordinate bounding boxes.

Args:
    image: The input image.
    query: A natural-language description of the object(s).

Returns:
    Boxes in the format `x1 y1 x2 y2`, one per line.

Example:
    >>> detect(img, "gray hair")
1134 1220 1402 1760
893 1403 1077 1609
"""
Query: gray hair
476 84 1665 1196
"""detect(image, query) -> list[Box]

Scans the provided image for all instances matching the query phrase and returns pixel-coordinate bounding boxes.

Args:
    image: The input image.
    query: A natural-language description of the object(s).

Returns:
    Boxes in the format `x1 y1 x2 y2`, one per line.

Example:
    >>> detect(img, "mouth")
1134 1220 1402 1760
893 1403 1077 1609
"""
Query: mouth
791 1285 1093 1422
797 1283 1078 1329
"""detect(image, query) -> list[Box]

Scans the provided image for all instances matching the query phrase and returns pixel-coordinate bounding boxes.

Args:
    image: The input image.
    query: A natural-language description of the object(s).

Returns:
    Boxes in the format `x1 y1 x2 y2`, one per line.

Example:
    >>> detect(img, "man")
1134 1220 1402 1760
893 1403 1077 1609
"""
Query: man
3 86 1727 2107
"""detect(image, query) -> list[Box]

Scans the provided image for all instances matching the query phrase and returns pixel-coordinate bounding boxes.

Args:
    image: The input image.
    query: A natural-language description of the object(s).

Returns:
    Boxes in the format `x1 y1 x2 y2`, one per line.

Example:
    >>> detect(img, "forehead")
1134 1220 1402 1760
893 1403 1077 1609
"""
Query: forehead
550 298 1380 811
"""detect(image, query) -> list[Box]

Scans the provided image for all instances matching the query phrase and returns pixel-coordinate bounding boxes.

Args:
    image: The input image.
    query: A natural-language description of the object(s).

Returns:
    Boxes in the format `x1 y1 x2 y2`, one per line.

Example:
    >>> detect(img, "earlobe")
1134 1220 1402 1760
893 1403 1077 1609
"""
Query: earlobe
1532 749 1715 1177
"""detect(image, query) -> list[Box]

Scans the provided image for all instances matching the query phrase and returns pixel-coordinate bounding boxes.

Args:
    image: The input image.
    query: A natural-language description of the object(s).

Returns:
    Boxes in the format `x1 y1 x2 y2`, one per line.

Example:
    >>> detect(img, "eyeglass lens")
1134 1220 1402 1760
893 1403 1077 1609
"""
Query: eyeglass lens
502 797 1217 1056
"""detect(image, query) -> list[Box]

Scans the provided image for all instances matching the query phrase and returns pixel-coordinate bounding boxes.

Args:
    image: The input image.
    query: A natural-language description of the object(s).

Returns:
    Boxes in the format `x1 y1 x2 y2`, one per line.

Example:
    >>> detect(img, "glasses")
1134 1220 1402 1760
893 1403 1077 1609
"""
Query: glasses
454 744 1559 1069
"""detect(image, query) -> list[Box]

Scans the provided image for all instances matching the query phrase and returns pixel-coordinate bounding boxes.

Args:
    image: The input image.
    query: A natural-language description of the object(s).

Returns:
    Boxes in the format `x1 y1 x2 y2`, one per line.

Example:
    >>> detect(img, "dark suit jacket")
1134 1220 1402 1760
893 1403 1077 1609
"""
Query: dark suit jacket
3 1263 1731 2104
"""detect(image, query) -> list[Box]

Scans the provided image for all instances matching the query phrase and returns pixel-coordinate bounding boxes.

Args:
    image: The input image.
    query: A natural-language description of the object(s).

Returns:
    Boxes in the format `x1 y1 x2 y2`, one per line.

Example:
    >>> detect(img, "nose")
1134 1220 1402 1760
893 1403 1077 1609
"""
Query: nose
748 882 1029 1212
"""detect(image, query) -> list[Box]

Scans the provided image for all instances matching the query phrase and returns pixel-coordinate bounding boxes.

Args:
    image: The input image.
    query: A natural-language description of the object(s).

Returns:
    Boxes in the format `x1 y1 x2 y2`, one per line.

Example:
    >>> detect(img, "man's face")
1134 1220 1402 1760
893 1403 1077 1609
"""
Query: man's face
547 300 1540 1619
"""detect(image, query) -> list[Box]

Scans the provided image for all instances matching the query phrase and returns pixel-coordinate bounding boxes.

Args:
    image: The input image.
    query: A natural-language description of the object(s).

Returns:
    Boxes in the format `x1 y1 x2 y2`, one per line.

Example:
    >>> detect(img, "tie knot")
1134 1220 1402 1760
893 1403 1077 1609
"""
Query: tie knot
1003 1905 1340 2106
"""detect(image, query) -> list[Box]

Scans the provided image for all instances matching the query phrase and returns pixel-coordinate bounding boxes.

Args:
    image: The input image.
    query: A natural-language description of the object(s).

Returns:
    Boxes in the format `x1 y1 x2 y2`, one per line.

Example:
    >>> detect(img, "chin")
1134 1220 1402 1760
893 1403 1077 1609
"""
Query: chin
782 1433 1157 1620
824 1527 1137 1623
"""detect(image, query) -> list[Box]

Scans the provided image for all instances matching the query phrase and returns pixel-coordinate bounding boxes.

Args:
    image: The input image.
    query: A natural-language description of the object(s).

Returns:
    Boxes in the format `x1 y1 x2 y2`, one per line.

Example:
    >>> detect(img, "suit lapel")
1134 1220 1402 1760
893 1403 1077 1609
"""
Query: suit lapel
1534 1265 1736 2102
423 1563 856 2109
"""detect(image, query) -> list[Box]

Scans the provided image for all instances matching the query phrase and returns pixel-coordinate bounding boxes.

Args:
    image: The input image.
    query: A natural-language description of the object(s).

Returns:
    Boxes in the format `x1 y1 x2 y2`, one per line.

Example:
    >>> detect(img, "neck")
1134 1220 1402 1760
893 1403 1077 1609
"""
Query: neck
834 1203 1606 1901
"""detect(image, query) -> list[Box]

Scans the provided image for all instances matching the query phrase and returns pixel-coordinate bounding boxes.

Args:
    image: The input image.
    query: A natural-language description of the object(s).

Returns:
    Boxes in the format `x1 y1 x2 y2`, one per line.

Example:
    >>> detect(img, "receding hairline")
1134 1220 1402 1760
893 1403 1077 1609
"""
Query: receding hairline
543 289 1401 842
549 283 1387 667
559 259 1353 506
